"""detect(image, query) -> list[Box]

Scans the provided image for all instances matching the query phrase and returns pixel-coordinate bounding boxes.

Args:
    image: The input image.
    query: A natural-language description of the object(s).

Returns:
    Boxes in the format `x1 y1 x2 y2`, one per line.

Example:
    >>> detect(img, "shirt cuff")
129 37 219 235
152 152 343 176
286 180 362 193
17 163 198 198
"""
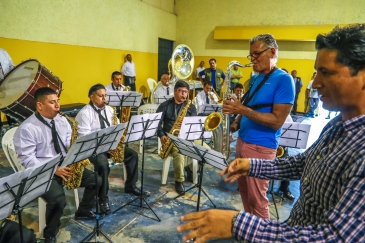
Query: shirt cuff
233 211 261 242
248 158 263 177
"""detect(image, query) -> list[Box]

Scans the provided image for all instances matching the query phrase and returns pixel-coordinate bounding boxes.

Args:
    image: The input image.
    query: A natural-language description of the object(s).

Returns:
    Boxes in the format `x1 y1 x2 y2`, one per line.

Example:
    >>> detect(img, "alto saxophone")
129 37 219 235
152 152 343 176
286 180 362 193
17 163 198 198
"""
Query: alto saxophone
158 100 191 160
60 112 91 190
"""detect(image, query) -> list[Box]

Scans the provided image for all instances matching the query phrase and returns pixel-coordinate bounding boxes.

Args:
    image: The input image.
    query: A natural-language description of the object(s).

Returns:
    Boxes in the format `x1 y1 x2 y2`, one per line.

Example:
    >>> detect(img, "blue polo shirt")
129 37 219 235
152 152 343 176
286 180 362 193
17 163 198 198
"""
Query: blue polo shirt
238 69 295 149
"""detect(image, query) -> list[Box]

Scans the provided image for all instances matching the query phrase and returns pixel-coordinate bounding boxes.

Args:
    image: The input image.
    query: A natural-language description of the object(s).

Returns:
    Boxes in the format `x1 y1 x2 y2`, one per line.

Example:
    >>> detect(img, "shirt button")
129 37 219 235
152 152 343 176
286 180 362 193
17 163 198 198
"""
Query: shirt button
304 177 308 182
316 155 320 159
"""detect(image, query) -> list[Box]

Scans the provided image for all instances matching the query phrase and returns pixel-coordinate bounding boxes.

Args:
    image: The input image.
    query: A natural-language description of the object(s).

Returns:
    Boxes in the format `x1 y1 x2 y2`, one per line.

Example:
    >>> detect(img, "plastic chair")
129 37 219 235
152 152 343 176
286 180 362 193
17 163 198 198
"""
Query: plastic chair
161 155 198 185
1 127 79 237
147 78 158 103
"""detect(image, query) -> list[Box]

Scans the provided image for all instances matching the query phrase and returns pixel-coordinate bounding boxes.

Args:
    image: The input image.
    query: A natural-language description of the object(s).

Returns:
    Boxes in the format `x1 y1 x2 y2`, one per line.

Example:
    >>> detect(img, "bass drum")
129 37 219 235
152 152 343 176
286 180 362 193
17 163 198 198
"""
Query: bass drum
0 59 62 122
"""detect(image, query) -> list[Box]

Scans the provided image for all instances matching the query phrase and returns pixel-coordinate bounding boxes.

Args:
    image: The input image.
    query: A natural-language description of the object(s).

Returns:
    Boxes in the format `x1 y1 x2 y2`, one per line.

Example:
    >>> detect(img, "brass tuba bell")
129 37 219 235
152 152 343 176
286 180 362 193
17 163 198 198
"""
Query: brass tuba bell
169 44 194 84
204 112 222 131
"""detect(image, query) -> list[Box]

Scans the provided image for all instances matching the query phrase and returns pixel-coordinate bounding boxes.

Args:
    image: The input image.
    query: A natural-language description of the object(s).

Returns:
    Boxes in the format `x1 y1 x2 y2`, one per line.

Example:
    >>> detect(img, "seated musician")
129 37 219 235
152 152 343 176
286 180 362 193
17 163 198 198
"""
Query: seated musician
13 87 101 243
105 71 127 91
229 83 245 125
196 81 219 115
156 80 199 195
153 74 174 103
75 84 141 216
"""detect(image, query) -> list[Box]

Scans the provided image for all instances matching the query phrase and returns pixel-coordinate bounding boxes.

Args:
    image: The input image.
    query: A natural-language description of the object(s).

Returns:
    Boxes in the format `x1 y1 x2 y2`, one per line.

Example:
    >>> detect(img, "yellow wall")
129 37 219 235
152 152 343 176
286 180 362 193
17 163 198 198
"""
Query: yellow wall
0 37 157 105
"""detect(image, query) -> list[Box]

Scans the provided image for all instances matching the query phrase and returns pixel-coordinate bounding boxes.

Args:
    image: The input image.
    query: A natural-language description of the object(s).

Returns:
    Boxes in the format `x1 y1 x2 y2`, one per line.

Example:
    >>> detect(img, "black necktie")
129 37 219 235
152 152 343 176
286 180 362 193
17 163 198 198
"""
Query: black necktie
50 120 62 154
206 94 210 104
167 87 169 95
97 109 106 129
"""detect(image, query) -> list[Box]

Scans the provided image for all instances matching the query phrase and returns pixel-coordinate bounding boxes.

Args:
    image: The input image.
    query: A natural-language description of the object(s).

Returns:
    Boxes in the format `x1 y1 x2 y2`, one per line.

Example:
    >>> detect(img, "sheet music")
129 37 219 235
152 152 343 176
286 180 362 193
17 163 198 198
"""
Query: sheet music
179 116 212 140
125 112 162 143
106 91 142 107
154 94 174 104
198 104 222 114
279 122 311 149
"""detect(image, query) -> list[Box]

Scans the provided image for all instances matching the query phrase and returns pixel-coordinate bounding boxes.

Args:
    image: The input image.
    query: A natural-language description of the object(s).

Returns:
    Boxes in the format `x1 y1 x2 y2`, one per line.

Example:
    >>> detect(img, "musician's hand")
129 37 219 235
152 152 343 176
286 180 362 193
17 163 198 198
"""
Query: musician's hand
230 122 239 133
177 209 238 243
55 166 71 181
160 136 168 145
219 158 250 183
222 96 244 115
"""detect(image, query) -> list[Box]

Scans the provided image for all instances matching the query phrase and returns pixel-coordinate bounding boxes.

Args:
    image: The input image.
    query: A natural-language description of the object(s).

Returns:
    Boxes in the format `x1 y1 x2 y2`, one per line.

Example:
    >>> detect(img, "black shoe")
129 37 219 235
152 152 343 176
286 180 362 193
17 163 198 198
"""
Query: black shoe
125 186 147 196
44 237 57 243
175 181 185 195
282 190 295 200
99 200 111 215
325 116 330 119
75 210 104 220
184 166 193 183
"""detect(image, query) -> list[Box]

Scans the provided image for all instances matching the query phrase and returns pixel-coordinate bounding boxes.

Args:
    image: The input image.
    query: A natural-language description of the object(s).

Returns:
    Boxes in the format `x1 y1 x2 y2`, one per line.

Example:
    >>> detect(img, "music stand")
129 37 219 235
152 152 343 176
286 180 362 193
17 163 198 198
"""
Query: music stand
0 156 60 243
62 123 127 243
198 104 222 115
112 112 162 222
154 94 174 104
167 134 228 211
106 91 142 108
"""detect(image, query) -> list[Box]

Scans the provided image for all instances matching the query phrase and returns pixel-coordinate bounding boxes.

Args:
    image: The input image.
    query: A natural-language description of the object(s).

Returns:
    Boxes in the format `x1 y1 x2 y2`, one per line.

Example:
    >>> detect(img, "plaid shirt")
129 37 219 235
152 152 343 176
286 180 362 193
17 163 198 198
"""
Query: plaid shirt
233 114 365 242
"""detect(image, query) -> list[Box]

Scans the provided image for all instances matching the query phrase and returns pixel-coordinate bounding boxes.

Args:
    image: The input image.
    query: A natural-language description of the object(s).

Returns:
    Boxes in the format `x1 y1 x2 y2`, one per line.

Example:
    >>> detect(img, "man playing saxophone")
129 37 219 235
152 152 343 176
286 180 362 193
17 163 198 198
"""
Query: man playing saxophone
156 80 197 195
13 87 102 243
75 84 141 215
196 81 219 115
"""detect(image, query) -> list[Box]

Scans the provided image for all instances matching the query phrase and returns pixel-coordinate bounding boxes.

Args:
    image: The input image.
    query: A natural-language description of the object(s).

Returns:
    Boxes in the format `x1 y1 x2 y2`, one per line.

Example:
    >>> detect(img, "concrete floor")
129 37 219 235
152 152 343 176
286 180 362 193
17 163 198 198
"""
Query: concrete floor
0 113 332 243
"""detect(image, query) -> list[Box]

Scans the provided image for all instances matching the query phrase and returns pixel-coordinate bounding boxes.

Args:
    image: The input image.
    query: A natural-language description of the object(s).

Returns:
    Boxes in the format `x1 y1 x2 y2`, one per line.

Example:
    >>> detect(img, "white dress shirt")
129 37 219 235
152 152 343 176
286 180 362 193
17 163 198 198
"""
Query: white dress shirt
105 83 126 91
196 90 218 113
75 104 119 137
153 84 175 103
121 61 136 77
196 67 205 79
14 113 71 168
0 48 15 79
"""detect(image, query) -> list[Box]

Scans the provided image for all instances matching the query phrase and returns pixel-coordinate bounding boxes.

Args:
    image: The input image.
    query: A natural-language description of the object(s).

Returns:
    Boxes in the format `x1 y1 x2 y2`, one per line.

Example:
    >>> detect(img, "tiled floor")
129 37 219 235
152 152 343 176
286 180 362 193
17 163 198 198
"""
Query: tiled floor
0 113 332 242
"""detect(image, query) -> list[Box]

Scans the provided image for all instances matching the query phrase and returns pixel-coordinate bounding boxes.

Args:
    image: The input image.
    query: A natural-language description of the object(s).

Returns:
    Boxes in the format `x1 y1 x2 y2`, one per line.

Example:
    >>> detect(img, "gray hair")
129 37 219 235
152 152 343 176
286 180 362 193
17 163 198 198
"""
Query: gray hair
249 34 279 61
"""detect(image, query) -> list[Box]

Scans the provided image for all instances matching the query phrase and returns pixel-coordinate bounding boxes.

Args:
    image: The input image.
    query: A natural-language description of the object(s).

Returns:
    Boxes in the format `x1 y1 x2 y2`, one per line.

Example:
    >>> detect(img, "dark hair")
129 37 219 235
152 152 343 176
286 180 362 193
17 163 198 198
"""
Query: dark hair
316 24 365 76
174 80 189 90
209 58 216 63
34 87 57 102
126 54 131 57
111 71 122 79
234 83 244 89
281 68 288 73
203 81 212 87
88 84 105 97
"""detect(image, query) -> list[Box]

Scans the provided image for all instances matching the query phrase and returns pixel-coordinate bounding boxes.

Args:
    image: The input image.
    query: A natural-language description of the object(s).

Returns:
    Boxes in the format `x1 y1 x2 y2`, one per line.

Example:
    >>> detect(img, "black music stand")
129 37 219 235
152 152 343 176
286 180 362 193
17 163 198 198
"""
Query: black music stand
106 91 142 113
154 94 174 104
112 112 162 222
62 123 127 243
168 134 228 211
198 104 222 116
0 155 60 243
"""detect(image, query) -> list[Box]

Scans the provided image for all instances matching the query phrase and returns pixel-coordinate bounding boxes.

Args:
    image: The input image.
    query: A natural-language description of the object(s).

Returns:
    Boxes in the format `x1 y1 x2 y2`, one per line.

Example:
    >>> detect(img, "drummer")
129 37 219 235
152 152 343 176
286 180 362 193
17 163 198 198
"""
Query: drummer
0 48 16 127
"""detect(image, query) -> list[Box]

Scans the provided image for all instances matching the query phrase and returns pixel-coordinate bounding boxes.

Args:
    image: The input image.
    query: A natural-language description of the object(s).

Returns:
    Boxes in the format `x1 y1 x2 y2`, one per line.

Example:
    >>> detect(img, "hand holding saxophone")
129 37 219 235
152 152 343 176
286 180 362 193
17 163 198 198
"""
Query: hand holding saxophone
222 95 245 115
160 136 169 145
219 158 251 183
55 166 71 182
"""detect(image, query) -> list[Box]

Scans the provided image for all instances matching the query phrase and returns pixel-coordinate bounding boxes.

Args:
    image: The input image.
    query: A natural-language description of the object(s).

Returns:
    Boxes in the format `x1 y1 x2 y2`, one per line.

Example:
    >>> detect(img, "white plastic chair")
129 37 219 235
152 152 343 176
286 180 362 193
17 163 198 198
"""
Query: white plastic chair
137 104 160 153
161 155 198 185
147 78 157 103
1 127 79 237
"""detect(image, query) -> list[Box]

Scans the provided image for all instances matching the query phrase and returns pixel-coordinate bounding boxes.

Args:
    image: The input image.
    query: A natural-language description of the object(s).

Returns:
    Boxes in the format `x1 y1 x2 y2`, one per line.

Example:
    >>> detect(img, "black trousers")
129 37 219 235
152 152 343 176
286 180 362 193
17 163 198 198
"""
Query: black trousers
124 76 136 91
292 92 300 114
88 147 138 202
41 168 100 238
0 220 37 243
279 180 290 192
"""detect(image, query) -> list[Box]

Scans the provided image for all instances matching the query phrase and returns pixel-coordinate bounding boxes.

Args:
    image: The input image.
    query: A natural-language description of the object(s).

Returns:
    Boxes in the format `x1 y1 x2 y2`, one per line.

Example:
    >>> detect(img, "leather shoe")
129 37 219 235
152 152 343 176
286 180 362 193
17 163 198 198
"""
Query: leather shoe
282 190 295 200
125 186 147 196
184 166 193 183
75 210 104 220
175 181 185 195
44 237 57 243
99 200 111 215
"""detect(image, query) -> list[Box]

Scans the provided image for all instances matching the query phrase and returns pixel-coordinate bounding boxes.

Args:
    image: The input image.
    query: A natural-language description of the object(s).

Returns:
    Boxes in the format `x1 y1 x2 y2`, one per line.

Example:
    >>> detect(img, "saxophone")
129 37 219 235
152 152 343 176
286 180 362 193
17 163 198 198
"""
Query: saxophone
158 100 191 159
61 112 91 190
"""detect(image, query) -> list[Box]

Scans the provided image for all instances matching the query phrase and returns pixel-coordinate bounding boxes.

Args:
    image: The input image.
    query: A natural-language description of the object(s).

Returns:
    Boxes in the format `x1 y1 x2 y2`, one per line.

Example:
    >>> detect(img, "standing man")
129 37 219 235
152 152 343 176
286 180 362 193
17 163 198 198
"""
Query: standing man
231 65 243 89
177 24 365 243
196 81 218 115
121 54 136 91
0 48 16 127
199 58 226 96
14 87 101 243
223 34 295 219
105 71 126 91
291 70 303 115
75 84 142 215
195 61 205 80
306 72 319 118
153 74 174 103
156 80 197 195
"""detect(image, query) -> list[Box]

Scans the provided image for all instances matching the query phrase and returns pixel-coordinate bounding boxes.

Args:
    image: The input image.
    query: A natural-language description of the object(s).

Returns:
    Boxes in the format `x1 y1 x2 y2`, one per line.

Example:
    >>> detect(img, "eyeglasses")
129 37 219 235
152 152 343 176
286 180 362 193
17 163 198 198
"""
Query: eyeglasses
176 89 188 94
247 48 270 60
95 94 107 98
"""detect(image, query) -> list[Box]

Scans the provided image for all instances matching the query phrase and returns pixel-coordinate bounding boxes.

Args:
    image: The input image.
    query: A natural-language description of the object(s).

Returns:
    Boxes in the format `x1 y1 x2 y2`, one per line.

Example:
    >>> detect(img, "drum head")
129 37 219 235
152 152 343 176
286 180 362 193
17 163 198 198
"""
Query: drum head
0 60 39 108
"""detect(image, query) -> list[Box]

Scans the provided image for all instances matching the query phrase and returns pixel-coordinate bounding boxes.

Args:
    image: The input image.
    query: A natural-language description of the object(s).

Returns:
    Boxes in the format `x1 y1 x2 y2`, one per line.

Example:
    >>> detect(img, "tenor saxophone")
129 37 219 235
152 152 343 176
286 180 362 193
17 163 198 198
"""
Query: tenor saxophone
158 100 191 160
60 112 91 190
